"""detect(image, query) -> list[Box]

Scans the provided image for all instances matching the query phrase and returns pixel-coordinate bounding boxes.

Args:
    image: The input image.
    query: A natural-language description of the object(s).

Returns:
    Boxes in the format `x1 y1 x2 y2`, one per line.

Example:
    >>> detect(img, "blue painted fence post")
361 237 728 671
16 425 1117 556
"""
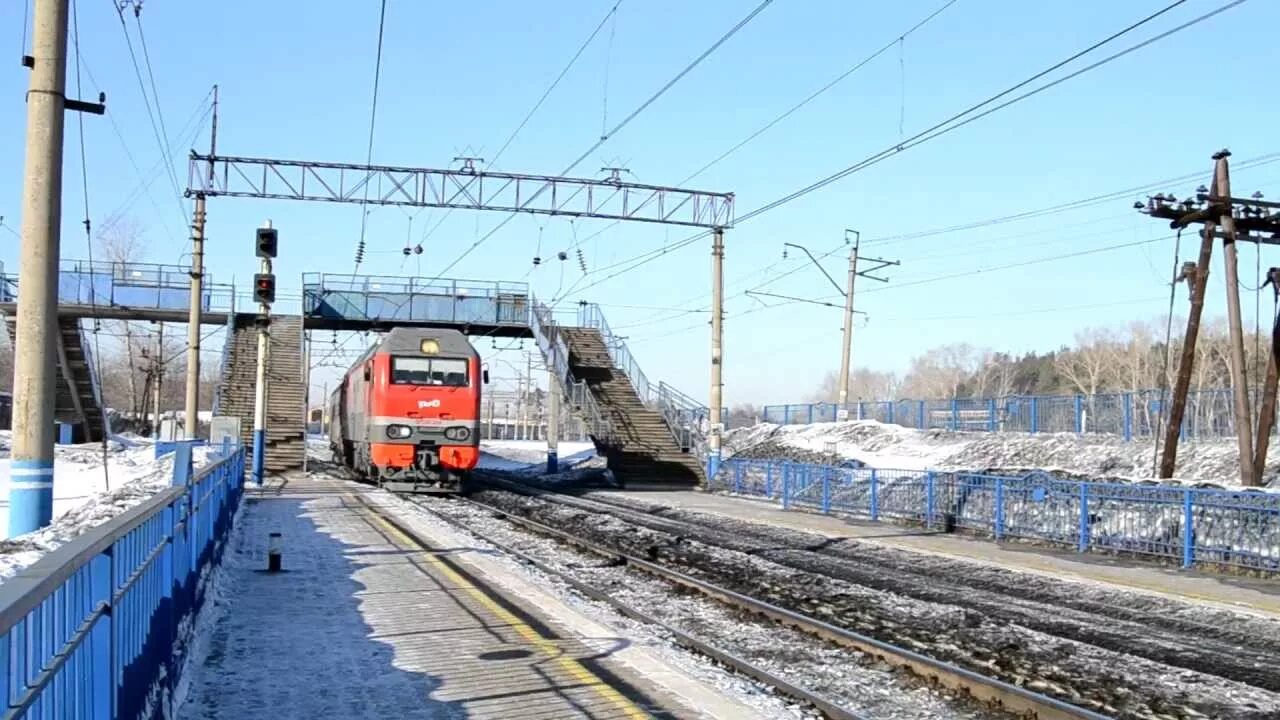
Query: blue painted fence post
821 468 831 514
949 399 959 431
917 400 925 429
887 402 895 425
870 469 879 520
732 462 743 494
858 401 866 420
994 478 1005 540
807 404 814 424
1077 483 1089 552
1123 393 1133 442
1182 489 1195 569
925 471 935 528
766 462 775 498
1074 395 1083 434
782 466 792 510
783 405 791 424
988 398 997 432
1030 397 1039 434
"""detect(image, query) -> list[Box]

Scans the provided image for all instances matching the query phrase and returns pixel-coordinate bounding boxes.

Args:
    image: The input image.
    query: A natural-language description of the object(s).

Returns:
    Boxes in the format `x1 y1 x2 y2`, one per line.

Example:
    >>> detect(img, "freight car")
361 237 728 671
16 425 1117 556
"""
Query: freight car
327 327 488 493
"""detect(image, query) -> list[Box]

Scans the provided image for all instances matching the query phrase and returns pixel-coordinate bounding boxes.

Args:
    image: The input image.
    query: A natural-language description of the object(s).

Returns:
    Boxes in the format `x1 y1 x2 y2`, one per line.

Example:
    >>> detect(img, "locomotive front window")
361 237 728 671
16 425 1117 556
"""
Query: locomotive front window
391 356 469 386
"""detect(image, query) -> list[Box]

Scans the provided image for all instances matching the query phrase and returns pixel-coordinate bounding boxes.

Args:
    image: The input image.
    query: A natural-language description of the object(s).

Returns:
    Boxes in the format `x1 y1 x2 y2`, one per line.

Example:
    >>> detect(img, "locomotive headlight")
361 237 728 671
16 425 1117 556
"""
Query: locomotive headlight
386 424 413 439
444 426 471 441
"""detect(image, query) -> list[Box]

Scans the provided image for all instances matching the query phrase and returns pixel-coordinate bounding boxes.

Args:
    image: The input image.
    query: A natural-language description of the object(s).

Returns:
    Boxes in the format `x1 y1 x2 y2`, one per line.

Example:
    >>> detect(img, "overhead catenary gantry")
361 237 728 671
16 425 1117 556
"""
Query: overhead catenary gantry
185 153 735 229
184 150 736 476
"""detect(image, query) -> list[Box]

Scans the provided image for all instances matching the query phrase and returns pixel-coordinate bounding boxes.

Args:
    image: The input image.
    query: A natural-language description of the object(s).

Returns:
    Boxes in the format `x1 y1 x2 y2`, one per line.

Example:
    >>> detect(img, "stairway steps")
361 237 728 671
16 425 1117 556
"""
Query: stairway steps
557 326 702 487
216 314 306 473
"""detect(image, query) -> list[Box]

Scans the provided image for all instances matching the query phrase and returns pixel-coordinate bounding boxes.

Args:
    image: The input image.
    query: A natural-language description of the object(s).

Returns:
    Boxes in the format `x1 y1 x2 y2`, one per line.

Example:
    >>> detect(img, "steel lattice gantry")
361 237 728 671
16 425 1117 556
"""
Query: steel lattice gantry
186 153 735 229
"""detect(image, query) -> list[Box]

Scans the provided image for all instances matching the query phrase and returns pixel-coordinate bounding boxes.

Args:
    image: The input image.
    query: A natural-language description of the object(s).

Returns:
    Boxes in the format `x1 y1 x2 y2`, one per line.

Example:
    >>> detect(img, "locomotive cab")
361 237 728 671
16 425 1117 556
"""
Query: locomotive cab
330 329 483 493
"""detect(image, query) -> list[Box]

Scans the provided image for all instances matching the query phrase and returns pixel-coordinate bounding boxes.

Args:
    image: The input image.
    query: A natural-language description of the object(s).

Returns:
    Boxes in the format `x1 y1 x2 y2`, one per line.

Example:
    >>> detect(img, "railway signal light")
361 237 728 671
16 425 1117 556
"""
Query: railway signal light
253 273 276 304
255 227 278 258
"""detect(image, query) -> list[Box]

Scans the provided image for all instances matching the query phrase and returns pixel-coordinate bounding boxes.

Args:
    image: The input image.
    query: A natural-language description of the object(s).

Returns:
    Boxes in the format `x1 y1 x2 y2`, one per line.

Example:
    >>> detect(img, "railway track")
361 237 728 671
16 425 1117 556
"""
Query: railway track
401 490 1108 720
457 477 1280 719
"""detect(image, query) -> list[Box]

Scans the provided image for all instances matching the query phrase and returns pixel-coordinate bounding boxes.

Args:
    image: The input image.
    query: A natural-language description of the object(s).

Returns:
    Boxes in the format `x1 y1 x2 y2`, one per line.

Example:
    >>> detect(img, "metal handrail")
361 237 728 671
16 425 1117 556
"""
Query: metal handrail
0 444 246 717
530 297 614 444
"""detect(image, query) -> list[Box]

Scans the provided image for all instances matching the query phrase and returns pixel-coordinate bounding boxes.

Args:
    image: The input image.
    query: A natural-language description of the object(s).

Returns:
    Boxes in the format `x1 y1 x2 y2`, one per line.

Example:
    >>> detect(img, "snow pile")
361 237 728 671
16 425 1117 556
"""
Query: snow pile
478 440 602 474
724 420 1280 489
0 439 218 581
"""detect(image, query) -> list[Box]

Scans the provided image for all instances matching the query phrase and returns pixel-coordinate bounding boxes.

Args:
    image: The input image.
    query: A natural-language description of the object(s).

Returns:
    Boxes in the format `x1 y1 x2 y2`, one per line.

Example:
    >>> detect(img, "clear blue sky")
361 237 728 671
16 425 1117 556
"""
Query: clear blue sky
2 0 1278 406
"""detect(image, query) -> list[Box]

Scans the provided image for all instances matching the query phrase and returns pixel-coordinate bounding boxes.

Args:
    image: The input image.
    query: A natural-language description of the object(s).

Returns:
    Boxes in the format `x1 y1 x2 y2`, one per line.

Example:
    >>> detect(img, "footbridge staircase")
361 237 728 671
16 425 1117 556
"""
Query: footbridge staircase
2 275 108 443
213 314 307 474
530 302 717 487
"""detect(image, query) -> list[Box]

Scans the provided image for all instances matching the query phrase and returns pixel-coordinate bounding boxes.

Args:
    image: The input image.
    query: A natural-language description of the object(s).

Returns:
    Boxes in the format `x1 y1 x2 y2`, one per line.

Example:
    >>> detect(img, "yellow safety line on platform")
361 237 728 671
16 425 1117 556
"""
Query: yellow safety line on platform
362 505 653 720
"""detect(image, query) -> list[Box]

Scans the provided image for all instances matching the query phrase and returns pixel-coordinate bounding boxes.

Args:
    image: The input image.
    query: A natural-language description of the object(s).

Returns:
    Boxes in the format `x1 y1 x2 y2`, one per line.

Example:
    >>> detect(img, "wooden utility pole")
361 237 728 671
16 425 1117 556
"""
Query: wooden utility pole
1253 267 1280 480
1214 154 1257 486
1142 149 1280 486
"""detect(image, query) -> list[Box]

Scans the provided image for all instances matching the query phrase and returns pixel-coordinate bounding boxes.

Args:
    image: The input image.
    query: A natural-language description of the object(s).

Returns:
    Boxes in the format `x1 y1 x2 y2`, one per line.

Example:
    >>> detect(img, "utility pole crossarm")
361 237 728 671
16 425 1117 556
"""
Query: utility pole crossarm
186 153 735 229
854 256 899 283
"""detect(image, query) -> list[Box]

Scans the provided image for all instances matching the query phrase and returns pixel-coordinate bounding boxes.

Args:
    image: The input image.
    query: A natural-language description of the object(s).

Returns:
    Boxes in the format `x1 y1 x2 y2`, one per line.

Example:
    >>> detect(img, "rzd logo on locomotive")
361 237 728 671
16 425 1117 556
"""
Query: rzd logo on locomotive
417 399 442 409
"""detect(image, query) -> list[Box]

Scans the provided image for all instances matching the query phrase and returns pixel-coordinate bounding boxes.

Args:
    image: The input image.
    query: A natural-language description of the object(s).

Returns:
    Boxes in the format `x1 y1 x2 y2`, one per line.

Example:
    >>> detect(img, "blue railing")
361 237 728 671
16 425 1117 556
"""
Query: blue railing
763 389 1250 441
0 441 246 719
1 260 236 315
713 458 1280 572
302 272 530 328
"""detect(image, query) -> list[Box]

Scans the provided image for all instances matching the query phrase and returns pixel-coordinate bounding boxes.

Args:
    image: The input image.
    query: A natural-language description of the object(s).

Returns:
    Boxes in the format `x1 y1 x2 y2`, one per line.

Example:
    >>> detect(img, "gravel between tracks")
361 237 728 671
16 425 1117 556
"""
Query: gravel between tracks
472 487 1280 720
400 494 1012 720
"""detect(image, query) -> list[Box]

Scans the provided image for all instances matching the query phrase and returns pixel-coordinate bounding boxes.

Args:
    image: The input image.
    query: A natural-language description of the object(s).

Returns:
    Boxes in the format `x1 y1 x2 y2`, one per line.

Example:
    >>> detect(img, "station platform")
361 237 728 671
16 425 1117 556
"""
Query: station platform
594 490 1280 619
176 475 772 720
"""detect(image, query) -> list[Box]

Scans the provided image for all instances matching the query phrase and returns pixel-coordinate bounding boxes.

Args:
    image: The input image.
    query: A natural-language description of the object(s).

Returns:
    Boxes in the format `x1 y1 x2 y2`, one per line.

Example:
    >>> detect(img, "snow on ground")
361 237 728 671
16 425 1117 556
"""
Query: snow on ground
724 420 1280 489
0 431 219 580
478 439 600 473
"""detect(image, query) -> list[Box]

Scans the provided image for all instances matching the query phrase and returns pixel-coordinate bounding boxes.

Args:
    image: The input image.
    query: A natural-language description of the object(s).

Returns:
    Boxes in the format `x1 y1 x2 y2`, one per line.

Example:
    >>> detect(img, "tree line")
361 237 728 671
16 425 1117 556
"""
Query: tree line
808 316 1274 403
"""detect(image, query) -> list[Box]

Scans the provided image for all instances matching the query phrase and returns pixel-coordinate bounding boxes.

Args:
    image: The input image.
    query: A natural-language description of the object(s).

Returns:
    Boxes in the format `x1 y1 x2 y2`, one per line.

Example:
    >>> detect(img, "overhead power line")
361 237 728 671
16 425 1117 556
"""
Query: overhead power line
553 0 1245 306
417 1 625 252
432 0 776 279
553 0 960 264
353 0 389 270
111 1 185 226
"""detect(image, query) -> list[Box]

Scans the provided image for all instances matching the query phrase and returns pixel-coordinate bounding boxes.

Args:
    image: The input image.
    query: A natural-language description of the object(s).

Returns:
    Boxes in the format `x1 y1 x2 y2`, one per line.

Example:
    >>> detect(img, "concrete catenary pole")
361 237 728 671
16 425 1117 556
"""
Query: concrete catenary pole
302 329 310 474
547 366 560 473
252 221 273 486
184 86 216 440
708 228 725 480
1215 152 1258 486
836 232 860 419
9 0 69 537
152 322 163 435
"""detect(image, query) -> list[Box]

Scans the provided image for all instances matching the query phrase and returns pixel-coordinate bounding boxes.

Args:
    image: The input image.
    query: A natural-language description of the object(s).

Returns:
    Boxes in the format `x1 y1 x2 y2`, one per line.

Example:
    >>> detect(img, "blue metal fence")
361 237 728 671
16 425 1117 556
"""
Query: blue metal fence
763 389 1245 441
714 458 1280 572
0 441 246 719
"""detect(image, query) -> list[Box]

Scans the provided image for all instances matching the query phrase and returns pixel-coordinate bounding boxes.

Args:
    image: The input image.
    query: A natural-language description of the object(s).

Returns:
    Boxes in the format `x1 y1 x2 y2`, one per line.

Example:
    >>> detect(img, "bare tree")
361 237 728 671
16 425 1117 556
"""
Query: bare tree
95 219 149 416
809 368 900 403
1055 328 1116 397
900 343 981 398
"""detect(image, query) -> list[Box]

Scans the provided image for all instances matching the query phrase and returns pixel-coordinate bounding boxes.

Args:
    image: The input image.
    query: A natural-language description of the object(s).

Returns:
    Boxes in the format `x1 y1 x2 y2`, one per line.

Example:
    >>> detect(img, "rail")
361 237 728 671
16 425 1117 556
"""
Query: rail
0 442 246 719
762 388 1260 441
448 482 1108 720
713 458 1280 573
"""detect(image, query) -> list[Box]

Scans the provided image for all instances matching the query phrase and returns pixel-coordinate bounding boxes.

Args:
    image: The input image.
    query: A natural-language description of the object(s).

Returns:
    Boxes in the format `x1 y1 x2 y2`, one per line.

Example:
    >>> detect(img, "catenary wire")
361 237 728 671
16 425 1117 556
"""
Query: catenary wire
431 0 778 279
353 0 389 271
551 0 1245 311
